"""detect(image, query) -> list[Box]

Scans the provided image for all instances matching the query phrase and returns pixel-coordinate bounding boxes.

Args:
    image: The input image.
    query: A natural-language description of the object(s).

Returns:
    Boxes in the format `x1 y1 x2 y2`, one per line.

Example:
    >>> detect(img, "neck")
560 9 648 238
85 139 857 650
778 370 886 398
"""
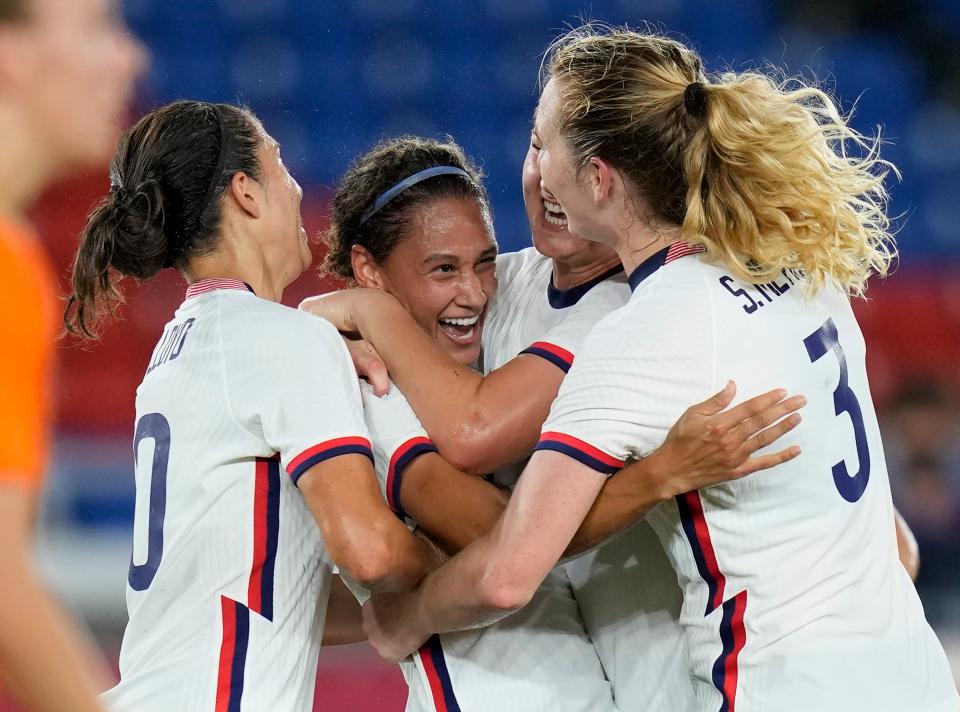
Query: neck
551 251 623 291
186 220 285 303
616 219 682 276
0 109 60 217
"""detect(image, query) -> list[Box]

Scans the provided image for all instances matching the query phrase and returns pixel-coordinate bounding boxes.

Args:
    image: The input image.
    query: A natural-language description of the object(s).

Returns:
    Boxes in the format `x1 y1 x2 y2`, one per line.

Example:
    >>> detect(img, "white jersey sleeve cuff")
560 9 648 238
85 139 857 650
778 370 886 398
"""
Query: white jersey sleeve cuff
534 432 624 475
286 436 374 486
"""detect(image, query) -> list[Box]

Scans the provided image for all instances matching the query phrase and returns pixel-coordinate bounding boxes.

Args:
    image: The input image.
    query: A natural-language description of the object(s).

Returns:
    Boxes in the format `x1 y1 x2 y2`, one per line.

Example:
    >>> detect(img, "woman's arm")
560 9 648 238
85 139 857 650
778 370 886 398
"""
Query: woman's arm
391 383 803 561
298 454 443 592
322 575 367 646
362 386 807 662
360 452 608 662
398 453 509 555
0 486 107 712
301 290 565 473
568 383 804 555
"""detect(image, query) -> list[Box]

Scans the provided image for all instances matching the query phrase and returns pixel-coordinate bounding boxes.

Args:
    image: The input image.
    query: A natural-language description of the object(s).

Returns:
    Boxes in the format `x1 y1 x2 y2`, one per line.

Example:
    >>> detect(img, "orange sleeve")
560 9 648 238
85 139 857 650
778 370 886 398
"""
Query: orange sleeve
0 226 56 488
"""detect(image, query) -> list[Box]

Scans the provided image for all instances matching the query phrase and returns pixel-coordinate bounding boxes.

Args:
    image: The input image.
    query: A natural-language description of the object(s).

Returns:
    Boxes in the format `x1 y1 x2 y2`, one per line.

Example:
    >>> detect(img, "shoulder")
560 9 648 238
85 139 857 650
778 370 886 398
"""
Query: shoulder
217 294 342 343
582 266 714 355
571 272 631 314
496 247 548 288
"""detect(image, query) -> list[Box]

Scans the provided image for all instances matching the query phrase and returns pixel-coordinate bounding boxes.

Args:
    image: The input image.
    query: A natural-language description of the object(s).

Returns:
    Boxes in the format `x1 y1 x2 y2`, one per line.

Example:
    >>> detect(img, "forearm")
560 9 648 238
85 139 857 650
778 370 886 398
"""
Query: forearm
322 575 367 646
412 526 521 636
565 455 670 557
0 558 105 712
355 298 485 440
402 458 509 555
415 452 606 634
354 300 551 472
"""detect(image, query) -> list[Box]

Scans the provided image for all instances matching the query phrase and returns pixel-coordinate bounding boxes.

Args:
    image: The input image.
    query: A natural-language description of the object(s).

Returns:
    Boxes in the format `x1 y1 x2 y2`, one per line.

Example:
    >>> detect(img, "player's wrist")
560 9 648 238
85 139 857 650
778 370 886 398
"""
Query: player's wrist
632 449 677 505
353 288 403 332
407 580 435 641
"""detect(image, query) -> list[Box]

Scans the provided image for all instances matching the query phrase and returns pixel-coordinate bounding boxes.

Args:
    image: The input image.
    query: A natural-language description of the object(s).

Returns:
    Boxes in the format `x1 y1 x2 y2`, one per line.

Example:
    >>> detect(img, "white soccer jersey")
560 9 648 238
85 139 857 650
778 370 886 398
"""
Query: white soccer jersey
482 246 628 379
357 380 614 712
102 279 373 712
484 247 695 711
539 244 960 712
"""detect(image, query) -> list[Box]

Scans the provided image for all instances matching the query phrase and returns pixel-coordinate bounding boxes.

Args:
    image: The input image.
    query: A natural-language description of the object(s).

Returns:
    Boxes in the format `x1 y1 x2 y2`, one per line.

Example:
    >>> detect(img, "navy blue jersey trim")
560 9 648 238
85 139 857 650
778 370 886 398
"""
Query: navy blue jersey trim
627 246 672 292
547 264 624 309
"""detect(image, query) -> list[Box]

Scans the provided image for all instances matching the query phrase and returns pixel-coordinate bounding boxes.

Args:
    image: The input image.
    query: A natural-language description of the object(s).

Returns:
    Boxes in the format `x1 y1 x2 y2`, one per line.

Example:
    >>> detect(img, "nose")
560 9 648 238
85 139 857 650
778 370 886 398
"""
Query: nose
456 270 488 311
540 180 557 202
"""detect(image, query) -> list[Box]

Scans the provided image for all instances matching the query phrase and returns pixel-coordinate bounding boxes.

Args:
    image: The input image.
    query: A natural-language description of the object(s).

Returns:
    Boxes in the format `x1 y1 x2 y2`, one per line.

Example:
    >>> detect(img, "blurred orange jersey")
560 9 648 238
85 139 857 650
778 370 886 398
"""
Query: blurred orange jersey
0 215 56 488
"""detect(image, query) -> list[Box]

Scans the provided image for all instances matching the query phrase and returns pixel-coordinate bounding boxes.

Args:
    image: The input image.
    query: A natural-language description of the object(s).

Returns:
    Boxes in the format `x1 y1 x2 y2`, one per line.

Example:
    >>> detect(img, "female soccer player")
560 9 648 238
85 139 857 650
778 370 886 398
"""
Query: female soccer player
358 26 959 712
0 1 144 710
65 101 442 712
308 135 805 711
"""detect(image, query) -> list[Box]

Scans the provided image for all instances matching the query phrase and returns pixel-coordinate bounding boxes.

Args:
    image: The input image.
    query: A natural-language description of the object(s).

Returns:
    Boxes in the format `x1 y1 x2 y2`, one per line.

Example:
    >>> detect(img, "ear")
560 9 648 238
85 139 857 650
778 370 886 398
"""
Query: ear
226 171 262 219
588 156 618 206
351 245 389 289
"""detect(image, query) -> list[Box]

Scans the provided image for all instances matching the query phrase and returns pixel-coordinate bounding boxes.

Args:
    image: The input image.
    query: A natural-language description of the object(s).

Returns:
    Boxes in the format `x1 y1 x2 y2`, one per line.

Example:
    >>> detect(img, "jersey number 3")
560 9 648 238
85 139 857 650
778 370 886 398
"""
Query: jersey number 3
803 318 871 503
129 412 170 591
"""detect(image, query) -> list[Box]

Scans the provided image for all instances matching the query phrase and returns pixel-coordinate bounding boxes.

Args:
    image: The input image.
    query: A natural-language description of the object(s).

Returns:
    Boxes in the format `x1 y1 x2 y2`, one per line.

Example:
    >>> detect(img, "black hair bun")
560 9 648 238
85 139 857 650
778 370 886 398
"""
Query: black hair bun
108 178 170 279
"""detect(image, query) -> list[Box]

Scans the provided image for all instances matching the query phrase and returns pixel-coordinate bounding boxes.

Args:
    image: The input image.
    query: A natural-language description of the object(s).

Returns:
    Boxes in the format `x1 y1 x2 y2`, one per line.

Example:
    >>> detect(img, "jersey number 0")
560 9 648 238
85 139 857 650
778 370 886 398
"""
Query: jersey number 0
128 412 170 591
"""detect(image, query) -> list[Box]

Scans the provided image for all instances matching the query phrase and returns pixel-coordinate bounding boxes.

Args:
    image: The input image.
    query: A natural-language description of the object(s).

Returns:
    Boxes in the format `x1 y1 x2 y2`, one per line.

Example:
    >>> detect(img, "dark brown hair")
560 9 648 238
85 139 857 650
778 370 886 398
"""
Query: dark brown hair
65 100 263 338
323 135 491 280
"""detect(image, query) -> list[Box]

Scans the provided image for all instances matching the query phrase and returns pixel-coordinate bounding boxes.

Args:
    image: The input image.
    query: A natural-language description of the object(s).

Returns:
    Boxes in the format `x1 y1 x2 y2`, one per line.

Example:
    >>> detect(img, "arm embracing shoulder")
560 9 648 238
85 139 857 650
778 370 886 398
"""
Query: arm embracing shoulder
229 311 439 591
398 453 508 554
360 382 508 555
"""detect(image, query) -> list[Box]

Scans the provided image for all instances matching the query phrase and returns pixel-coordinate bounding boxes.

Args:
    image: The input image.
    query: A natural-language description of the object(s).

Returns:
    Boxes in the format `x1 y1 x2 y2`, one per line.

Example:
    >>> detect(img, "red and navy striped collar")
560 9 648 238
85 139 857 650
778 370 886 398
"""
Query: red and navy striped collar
185 278 256 300
547 263 624 309
627 242 706 292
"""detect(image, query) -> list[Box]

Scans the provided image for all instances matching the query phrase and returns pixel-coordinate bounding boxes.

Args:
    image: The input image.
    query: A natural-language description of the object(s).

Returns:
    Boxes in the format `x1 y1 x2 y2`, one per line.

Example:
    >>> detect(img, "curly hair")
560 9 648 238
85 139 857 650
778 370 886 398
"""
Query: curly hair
323 135 492 280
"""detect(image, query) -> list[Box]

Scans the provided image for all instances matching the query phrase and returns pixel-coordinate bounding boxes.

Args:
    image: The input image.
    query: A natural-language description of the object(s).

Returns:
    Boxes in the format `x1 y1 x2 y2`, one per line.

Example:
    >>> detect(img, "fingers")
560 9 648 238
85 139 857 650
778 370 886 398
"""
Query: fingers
298 294 332 314
695 380 736 416
731 444 802 478
731 394 806 444
364 357 391 397
711 386 788 428
742 412 802 454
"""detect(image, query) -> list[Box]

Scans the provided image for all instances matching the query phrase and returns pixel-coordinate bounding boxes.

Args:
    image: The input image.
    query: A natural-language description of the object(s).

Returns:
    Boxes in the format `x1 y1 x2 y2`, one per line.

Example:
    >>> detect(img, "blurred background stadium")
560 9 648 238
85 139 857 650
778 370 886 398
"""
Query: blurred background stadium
13 0 960 708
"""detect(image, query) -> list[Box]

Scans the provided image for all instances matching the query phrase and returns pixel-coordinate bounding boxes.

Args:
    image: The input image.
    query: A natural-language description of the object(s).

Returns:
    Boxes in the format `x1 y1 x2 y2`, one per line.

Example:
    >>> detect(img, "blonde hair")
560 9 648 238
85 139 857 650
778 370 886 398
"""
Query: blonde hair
543 24 897 297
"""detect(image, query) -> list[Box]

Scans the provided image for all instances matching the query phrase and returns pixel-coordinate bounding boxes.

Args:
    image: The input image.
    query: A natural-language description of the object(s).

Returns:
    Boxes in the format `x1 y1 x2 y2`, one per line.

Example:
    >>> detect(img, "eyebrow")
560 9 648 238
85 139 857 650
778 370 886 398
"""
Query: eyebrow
422 247 497 264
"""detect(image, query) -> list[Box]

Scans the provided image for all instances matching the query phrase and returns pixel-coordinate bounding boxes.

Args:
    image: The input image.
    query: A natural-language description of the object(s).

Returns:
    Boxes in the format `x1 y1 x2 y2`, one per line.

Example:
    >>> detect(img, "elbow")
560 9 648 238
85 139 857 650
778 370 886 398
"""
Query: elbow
336 542 396 589
477 565 537 613
443 431 496 475
340 559 393 590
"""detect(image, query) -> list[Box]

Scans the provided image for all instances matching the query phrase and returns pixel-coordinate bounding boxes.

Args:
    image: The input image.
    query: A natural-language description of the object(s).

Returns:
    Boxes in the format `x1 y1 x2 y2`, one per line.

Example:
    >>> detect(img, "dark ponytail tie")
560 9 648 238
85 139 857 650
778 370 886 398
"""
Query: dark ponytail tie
684 81 708 118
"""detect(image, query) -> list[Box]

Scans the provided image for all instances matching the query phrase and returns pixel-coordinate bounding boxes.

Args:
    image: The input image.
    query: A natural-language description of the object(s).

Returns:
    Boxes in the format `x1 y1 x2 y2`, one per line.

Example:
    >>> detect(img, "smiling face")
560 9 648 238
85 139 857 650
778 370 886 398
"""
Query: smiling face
255 130 312 287
363 196 498 365
533 78 619 248
523 127 620 266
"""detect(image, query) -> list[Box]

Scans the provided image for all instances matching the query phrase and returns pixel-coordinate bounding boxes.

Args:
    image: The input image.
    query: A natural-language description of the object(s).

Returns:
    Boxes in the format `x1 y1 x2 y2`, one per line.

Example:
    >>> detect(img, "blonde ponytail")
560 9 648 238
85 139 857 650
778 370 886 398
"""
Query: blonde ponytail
545 24 897 297
682 73 896 296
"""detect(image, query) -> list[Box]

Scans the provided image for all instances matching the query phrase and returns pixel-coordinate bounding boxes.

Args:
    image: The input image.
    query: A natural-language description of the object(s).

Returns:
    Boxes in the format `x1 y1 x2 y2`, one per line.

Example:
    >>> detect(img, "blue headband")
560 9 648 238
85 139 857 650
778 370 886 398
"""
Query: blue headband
358 166 473 226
